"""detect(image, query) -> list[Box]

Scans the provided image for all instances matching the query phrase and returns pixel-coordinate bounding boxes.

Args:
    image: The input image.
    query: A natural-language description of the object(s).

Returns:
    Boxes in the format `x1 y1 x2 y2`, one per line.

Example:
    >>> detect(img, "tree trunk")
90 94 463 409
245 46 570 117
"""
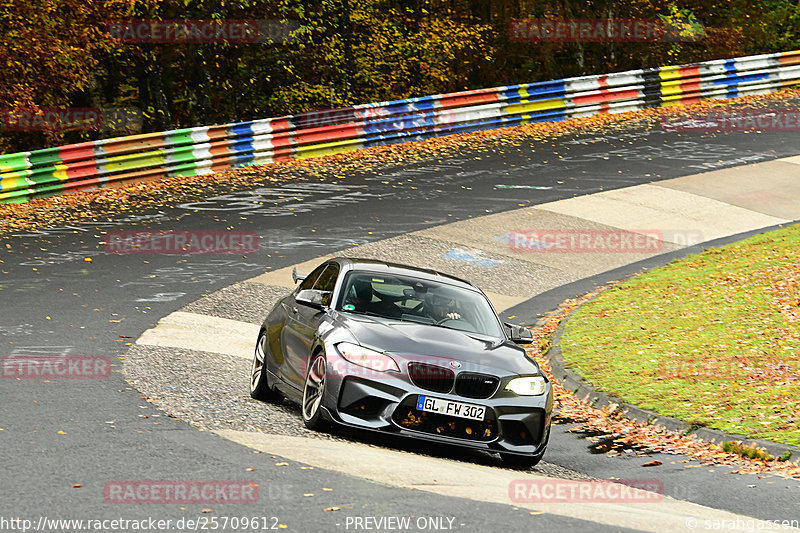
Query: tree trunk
342 0 354 103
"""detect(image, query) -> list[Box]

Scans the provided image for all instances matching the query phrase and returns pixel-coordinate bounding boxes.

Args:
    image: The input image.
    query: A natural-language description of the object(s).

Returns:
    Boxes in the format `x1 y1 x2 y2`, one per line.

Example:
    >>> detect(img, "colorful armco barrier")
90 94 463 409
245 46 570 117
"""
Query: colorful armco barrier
2 49 800 203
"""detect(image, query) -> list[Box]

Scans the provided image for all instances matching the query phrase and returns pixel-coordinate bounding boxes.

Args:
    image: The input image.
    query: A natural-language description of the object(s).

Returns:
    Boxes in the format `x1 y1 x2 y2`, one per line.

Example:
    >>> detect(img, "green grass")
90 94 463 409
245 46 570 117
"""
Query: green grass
560 224 800 446
721 440 793 462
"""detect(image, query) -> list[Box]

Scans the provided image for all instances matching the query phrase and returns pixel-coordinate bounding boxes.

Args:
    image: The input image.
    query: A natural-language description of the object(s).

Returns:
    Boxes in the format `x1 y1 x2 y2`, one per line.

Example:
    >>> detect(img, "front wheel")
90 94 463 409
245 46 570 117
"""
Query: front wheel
250 331 283 403
301 354 331 431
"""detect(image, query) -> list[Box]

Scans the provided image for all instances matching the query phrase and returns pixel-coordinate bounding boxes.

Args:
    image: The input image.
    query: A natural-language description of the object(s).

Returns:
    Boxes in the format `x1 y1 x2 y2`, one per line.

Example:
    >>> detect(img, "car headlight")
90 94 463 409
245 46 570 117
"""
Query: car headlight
505 376 547 396
336 342 400 373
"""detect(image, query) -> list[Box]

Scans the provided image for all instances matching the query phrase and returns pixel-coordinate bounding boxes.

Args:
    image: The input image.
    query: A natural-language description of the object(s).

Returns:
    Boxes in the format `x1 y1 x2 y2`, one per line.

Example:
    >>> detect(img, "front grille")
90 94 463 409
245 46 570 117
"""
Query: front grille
392 397 497 442
455 372 499 399
408 362 454 394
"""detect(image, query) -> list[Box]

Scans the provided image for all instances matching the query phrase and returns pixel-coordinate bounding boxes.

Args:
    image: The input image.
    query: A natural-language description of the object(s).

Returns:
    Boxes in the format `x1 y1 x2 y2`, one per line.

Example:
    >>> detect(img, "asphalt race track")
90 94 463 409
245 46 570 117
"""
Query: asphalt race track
2 114 800 532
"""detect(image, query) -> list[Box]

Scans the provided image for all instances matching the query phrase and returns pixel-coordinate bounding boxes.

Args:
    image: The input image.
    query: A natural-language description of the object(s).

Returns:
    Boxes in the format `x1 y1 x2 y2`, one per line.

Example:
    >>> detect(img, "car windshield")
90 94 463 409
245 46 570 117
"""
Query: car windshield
337 271 504 338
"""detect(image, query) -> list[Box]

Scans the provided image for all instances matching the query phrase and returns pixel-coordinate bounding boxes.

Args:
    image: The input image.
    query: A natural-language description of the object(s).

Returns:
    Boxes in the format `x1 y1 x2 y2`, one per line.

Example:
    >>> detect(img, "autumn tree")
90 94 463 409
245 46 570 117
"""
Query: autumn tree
0 0 129 151
0 0 797 153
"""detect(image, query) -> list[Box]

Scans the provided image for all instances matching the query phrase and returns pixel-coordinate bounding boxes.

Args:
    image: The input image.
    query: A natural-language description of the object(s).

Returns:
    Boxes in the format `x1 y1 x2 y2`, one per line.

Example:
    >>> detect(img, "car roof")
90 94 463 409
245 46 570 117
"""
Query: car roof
334 257 478 291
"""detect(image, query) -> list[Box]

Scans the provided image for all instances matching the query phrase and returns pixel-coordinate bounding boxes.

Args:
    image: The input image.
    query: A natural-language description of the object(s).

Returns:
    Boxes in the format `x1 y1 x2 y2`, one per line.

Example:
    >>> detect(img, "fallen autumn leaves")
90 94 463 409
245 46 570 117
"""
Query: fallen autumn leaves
527 287 800 479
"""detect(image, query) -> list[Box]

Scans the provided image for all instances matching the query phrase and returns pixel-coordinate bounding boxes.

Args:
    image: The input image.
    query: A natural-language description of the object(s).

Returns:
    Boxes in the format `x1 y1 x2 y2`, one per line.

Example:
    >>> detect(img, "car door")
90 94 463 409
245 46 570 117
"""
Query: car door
281 262 339 389
278 263 326 389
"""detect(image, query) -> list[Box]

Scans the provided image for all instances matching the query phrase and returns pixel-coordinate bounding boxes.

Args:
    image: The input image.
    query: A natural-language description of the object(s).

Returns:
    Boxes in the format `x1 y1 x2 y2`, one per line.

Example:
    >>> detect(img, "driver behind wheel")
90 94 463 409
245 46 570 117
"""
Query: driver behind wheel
425 292 461 321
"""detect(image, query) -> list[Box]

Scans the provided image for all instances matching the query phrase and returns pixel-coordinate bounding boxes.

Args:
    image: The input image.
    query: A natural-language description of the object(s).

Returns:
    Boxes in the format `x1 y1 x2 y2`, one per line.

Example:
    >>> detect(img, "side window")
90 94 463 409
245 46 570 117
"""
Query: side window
297 264 327 292
313 264 340 306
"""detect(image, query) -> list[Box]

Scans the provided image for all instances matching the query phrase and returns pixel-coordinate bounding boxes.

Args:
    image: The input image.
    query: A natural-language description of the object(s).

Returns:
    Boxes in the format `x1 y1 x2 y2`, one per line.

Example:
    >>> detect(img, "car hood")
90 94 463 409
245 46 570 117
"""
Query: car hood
334 313 539 376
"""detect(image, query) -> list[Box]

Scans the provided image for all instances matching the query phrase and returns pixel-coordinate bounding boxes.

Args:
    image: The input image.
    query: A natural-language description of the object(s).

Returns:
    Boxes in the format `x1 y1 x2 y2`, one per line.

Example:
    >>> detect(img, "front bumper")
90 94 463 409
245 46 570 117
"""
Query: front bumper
323 359 553 456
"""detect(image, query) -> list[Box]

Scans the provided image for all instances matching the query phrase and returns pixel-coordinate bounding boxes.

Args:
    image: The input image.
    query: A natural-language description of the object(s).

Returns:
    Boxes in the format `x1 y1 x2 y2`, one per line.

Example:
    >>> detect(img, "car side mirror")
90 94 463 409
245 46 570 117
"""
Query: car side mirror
296 289 328 310
505 323 533 344
292 267 306 284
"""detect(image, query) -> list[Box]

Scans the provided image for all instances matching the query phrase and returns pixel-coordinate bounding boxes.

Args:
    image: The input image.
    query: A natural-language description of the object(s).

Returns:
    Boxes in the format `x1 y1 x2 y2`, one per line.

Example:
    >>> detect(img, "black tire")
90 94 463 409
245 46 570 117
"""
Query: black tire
250 331 283 403
301 353 331 431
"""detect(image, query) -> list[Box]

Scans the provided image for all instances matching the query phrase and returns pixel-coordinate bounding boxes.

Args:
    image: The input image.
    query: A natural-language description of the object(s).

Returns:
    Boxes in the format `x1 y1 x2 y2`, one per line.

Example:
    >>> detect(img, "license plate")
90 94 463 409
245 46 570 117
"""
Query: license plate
416 395 485 421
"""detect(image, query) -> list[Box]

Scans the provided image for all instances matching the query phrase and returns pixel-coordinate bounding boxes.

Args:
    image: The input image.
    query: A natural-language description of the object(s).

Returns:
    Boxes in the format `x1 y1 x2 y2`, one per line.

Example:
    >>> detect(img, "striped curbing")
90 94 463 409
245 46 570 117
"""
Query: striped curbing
3 50 800 203
136 311 259 360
